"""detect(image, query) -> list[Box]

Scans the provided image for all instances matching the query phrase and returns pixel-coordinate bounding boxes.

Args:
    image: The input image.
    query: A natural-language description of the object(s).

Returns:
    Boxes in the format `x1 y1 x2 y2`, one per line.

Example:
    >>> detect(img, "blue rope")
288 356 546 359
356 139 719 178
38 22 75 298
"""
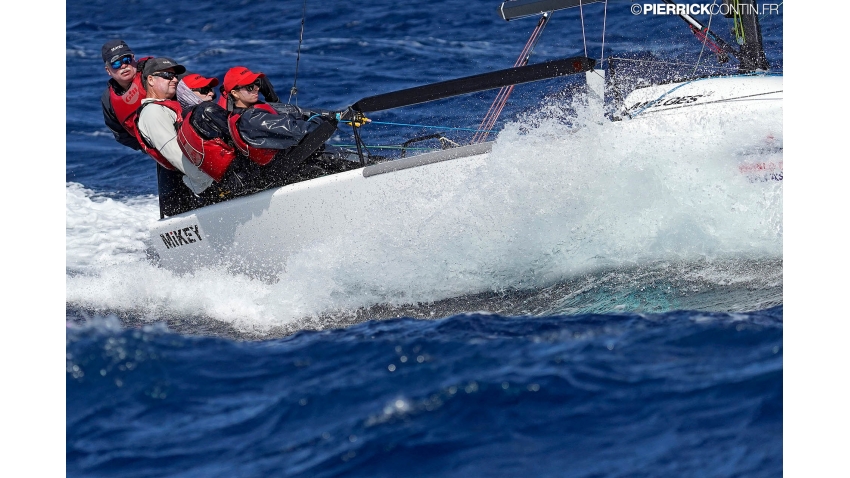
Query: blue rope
330 144 437 151
341 120 493 133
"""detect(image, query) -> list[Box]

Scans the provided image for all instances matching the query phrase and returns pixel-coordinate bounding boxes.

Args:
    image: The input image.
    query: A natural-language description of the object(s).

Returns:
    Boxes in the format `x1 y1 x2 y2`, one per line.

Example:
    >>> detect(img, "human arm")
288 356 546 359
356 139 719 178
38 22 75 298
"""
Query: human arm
235 108 332 151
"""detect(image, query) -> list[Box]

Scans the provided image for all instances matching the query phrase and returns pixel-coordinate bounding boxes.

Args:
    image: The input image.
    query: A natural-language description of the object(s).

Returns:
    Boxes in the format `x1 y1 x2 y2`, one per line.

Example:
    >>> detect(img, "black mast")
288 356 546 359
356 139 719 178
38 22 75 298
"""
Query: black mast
662 0 770 71
727 0 770 71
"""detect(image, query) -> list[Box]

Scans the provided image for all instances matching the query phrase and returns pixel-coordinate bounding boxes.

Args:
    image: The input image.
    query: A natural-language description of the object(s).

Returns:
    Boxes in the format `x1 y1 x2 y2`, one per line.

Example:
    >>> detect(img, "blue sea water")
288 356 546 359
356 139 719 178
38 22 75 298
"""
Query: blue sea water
66 0 783 476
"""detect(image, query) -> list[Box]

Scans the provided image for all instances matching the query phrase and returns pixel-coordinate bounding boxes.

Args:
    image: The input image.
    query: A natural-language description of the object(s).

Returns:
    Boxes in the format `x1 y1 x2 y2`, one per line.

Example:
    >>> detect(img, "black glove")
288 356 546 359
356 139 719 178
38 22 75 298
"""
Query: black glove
259 76 279 103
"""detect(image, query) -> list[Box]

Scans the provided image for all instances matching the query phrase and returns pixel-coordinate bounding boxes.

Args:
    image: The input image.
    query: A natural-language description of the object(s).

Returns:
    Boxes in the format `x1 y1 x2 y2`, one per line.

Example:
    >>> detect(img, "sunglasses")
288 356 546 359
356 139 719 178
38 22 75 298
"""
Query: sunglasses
151 71 178 81
109 55 134 70
192 86 215 95
235 80 261 92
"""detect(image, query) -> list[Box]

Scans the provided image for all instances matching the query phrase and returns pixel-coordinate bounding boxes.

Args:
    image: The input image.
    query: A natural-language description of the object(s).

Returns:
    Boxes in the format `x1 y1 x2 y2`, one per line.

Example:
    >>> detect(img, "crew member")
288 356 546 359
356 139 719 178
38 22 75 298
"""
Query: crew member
173 66 364 201
222 66 361 185
177 73 219 109
133 58 214 195
99 39 150 150
216 71 278 110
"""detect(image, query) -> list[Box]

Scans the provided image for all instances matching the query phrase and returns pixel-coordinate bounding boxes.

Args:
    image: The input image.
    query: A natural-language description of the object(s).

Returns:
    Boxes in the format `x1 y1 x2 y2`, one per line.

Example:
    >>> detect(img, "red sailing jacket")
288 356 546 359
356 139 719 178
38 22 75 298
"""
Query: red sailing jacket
227 103 279 166
131 100 184 171
177 109 237 182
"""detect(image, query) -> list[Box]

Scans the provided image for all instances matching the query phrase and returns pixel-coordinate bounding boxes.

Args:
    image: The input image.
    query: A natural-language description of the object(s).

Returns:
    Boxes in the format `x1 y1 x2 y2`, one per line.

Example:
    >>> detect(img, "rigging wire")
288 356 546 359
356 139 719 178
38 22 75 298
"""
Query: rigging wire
470 12 552 144
330 144 437 151
289 0 307 105
579 1 588 58
730 0 746 45
600 0 608 67
692 0 719 76
343 120 493 133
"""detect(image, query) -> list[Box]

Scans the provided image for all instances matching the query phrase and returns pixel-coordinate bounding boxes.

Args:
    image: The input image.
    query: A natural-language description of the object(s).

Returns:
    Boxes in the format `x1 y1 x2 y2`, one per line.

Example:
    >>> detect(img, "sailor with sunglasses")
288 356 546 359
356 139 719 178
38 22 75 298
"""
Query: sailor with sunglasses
166 66 363 204
177 73 220 108
99 39 152 151
132 58 215 196
219 67 359 184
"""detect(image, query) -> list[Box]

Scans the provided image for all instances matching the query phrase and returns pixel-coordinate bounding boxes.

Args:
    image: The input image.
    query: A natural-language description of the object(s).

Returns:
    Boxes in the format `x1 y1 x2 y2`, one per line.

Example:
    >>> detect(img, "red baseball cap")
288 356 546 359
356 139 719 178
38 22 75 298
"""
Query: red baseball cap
182 73 219 89
223 66 265 93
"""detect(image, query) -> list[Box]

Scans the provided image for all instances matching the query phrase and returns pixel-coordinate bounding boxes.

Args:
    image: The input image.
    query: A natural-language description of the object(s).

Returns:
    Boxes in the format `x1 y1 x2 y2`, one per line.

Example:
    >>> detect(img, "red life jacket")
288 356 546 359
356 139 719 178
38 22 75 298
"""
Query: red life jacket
176 109 237 182
109 72 146 138
131 100 185 171
228 103 279 166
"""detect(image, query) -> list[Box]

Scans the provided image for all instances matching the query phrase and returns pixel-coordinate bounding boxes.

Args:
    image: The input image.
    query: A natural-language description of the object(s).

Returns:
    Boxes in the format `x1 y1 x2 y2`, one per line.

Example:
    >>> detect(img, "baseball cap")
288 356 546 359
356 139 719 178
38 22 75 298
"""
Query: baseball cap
223 67 265 93
142 57 187 79
101 39 135 63
182 73 220 89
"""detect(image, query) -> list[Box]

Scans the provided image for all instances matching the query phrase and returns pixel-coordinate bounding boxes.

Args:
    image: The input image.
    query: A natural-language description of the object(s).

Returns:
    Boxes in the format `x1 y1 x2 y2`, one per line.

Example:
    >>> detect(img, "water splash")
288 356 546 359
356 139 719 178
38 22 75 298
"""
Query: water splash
66 97 781 334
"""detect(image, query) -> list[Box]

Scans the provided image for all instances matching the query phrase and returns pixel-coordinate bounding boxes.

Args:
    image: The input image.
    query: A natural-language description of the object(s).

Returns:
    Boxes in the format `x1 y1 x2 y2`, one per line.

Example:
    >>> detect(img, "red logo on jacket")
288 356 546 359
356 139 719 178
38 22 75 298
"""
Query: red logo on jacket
123 82 141 105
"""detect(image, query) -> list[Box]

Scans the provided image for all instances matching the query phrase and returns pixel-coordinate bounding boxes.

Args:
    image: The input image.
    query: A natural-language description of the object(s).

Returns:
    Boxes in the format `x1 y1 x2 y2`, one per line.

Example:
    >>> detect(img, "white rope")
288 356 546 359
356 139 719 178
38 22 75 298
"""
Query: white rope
579 0 588 58
600 0 608 66
692 0 718 76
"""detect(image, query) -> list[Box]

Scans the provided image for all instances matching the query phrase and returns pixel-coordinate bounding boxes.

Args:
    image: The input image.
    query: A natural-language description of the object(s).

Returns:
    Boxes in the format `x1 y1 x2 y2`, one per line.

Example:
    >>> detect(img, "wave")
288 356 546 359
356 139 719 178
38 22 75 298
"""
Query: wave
66 98 782 334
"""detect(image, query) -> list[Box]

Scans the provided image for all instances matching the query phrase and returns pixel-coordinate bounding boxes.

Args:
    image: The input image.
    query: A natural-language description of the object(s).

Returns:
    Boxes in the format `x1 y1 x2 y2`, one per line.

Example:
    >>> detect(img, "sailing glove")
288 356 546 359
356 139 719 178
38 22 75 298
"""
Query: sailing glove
259 77 279 103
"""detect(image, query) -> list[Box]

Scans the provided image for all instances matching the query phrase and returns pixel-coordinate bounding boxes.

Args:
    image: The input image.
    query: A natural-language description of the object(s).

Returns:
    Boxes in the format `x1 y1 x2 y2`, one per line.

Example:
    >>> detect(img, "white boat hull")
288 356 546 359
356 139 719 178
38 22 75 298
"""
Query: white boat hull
620 73 783 119
150 74 782 276
150 144 494 277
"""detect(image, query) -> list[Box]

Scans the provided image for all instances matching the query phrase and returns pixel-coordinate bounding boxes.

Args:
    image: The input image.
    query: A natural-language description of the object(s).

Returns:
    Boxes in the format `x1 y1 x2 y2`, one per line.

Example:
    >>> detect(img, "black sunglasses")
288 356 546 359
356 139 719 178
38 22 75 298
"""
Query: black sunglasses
192 86 215 95
109 55 134 70
235 80 261 92
151 71 178 81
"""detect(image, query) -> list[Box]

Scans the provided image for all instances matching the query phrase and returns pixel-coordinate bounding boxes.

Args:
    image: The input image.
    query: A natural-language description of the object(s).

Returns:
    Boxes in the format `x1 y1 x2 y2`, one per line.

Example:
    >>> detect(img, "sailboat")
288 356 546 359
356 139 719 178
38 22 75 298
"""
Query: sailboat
149 0 781 277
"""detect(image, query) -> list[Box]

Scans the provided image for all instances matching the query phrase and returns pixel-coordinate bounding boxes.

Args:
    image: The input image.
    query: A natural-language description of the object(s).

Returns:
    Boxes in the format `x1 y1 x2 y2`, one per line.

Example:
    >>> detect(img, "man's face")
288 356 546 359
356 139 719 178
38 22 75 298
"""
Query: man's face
105 55 137 83
147 68 179 99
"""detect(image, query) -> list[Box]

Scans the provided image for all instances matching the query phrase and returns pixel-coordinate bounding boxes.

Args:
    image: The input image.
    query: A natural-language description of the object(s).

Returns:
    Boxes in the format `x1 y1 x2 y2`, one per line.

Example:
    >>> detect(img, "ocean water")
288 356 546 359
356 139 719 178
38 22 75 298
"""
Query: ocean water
66 1 783 476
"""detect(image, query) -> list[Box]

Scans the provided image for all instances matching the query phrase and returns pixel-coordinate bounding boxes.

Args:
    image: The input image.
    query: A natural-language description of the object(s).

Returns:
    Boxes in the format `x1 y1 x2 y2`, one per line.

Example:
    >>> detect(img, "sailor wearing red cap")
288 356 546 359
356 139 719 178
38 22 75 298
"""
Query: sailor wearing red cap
222 66 335 167
174 73 238 183
177 73 220 108
173 66 363 201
